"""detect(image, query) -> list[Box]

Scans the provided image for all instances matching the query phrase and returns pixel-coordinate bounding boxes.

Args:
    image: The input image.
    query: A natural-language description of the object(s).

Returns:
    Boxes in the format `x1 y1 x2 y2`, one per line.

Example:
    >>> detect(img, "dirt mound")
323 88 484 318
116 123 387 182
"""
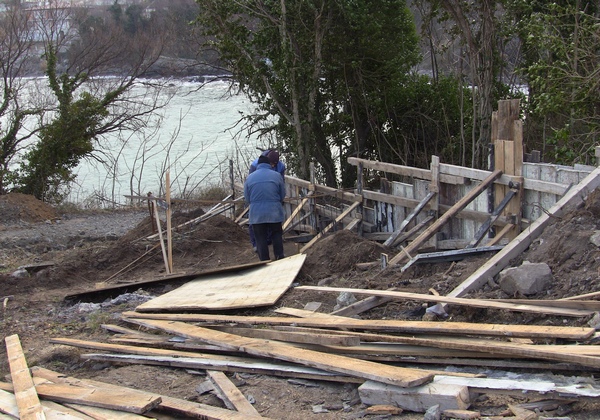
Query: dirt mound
0 193 58 224
300 230 387 283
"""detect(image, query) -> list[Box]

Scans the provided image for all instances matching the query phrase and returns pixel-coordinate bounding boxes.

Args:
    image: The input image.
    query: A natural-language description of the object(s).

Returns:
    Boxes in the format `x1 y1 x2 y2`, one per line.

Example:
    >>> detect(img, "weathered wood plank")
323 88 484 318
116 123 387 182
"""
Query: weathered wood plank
206 371 262 417
295 286 594 317
4 334 46 420
121 311 594 340
213 326 361 347
123 318 434 388
30 368 258 420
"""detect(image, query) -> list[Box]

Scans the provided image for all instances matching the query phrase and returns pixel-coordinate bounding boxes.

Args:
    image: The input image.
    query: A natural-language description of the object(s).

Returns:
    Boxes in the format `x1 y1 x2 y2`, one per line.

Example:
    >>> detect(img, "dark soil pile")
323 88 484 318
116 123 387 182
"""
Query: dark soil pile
0 193 59 224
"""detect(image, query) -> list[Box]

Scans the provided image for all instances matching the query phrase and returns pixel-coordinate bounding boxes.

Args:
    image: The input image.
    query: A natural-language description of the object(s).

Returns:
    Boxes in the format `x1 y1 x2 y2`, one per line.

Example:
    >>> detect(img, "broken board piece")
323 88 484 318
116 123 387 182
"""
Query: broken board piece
4 334 46 420
136 254 306 311
358 379 471 413
125 317 434 388
206 371 262 417
30 367 261 420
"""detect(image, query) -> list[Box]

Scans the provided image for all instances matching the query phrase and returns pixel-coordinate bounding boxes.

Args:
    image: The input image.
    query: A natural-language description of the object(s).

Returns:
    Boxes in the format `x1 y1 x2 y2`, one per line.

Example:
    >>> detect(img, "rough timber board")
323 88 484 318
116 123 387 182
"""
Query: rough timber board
136 254 306 311
125 318 434 388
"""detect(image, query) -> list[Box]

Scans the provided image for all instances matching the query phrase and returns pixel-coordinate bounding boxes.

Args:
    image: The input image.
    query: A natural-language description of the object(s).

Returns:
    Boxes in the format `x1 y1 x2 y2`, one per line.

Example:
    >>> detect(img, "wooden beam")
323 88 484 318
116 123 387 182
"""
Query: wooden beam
124 318 434 388
4 334 46 420
296 286 594 317
121 311 595 340
282 193 312 231
388 170 503 265
49 338 358 383
384 191 436 247
206 371 262 417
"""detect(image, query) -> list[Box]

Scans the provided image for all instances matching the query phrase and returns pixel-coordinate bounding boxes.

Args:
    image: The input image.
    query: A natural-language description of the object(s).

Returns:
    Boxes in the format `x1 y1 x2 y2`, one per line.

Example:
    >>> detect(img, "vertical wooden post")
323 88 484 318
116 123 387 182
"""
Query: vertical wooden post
429 155 440 249
356 162 364 236
493 99 523 240
166 171 173 274
229 159 235 219
309 162 317 235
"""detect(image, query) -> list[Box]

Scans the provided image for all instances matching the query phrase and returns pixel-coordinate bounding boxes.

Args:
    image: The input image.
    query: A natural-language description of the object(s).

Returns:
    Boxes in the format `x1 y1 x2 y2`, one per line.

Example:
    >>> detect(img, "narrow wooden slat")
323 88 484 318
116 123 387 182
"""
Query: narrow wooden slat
49 338 359 383
206 371 262 417
295 286 594 317
120 311 595 340
5 334 46 420
383 191 436 247
213 326 360 347
124 318 434 388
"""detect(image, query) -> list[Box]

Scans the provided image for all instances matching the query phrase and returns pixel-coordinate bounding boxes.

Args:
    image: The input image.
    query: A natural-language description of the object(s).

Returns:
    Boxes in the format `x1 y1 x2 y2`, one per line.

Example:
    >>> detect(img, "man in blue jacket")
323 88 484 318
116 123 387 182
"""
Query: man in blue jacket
244 154 286 261
248 149 285 251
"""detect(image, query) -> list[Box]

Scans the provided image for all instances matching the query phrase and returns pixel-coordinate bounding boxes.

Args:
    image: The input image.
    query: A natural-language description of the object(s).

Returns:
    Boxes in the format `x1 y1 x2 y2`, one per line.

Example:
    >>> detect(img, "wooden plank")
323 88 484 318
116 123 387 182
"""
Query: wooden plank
62 402 147 419
444 165 600 299
124 318 434 388
213 326 361 347
135 254 306 311
282 194 312 231
0 390 93 420
330 295 393 317
383 191 436 247
30 368 257 420
4 334 46 420
206 371 262 417
64 261 267 302
121 311 595 340
37 383 160 415
299 201 361 253
493 299 600 311
81 353 361 384
296 286 593 317
152 201 171 275
388 170 503 265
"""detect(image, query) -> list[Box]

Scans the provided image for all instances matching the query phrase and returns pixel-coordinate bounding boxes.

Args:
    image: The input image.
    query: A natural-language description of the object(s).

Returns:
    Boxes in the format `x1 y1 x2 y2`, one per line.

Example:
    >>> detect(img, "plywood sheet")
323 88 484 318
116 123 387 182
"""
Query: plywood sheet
136 254 306 312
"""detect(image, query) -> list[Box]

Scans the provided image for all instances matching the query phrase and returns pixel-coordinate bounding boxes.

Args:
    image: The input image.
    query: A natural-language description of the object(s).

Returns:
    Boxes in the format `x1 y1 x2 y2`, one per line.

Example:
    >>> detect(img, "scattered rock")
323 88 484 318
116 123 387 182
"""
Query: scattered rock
498 261 553 296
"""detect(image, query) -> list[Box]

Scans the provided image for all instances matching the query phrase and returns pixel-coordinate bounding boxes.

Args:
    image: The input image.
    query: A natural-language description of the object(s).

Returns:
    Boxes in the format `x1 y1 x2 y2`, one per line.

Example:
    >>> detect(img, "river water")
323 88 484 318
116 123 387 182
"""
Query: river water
70 79 268 205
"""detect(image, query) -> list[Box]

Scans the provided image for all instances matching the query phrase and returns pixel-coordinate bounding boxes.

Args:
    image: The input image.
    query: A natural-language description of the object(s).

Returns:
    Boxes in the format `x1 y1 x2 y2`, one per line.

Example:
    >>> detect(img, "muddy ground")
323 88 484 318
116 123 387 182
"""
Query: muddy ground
2 191 600 419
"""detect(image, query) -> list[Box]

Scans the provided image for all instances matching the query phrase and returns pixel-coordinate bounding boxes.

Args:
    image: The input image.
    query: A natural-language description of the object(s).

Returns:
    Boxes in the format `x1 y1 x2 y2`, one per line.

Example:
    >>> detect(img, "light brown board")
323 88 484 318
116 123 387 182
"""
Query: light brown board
30 368 254 420
136 254 306 311
120 310 594 340
296 286 593 317
125 318 434 388
4 334 46 420
206 371 262 417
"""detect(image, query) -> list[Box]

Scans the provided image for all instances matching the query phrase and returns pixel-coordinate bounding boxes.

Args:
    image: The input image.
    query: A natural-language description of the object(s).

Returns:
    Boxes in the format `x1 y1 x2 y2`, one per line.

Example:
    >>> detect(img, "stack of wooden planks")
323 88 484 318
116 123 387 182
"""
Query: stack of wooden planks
1 334 270 419
41 307 600 416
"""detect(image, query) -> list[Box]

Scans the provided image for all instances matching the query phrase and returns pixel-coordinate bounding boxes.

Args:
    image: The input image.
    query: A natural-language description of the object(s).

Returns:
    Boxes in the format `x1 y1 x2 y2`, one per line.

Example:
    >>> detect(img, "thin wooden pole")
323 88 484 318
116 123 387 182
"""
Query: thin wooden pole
166 171 173 274
153 201 171 274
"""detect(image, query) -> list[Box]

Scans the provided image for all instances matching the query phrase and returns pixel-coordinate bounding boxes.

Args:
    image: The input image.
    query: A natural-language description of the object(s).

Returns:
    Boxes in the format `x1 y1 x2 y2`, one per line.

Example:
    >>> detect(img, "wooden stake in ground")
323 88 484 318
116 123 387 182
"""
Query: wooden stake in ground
166 170 173 273
5 334 46 420
152 201 171 275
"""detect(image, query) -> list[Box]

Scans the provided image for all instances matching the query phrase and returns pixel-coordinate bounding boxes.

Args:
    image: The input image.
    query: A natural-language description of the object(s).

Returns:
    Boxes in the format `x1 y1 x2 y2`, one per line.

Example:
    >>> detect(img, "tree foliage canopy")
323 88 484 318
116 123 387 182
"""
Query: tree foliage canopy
196 0 422 186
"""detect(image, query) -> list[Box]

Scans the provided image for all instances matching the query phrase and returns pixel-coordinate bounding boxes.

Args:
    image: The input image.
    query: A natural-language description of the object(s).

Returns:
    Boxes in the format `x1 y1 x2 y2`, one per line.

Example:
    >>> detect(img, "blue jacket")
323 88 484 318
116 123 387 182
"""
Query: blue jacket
244 163 286 224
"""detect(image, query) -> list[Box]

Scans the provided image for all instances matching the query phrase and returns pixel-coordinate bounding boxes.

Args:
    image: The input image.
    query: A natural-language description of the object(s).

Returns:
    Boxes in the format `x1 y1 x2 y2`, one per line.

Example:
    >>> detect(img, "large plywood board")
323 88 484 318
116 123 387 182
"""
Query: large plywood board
136 254 306 312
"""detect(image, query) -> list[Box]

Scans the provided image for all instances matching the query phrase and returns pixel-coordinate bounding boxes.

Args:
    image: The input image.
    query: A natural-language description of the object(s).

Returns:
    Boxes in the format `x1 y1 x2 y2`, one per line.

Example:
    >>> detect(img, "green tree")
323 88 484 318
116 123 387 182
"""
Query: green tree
506 0 600 164
0 4 44 195
13 4 170 201
196 0 420 186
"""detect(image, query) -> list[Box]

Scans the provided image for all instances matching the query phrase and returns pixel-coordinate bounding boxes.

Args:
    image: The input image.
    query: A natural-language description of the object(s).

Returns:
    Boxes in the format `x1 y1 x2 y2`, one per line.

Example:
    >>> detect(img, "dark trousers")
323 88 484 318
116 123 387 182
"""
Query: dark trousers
252 222 284 261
